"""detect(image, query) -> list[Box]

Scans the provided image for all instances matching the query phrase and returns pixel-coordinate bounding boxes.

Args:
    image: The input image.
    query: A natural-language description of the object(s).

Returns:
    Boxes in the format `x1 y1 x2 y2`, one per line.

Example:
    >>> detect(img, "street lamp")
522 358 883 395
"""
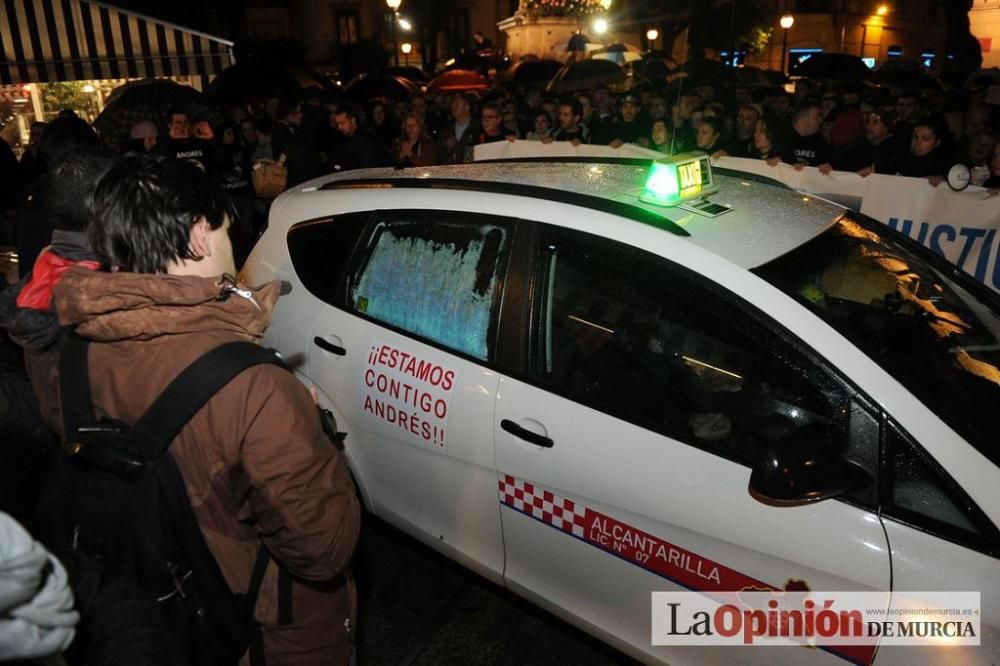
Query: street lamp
646 28 659 51
386 0 402 66
779 14 794 75
593 18 608 35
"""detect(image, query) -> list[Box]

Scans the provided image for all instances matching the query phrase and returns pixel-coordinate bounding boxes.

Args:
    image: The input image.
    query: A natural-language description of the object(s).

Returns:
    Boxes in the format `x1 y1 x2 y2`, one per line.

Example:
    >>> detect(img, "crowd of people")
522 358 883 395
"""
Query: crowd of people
2 60 1000 664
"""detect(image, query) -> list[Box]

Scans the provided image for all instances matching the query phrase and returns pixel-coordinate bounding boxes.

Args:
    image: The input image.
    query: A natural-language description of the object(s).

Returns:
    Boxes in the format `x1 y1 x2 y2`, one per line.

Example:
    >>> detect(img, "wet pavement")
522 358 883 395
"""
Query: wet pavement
355 516 637 666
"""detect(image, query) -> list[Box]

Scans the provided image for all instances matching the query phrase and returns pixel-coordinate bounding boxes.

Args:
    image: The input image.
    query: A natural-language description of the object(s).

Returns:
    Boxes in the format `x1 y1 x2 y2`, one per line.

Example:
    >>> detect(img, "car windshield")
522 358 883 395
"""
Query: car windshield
754 213 1000 466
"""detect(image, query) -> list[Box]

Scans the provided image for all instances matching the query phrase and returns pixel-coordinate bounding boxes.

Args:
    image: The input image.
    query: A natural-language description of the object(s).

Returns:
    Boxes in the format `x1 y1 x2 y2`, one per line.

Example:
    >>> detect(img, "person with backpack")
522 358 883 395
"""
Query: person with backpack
37 154 361 665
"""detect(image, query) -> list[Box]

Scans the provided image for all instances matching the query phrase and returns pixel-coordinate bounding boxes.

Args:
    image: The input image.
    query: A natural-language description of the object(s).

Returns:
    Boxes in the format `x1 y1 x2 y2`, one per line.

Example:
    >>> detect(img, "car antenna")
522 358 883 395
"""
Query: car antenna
669 28 690 157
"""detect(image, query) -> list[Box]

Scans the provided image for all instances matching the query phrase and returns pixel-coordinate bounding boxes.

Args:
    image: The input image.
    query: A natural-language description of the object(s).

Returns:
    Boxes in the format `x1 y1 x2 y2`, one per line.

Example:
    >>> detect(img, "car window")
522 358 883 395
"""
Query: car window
348 212 510 362
884 423 997 555
754 213 1000 470
531 226 852 467
287 212 371 306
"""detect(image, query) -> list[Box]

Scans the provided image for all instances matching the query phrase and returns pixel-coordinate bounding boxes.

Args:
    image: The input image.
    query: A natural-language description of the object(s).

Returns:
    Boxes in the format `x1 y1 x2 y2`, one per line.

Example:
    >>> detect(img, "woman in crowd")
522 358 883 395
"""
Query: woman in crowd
752 114 794 165
895 115 955 185
526 110 552 141
650 119 672 154
370 101 399 150
695 117 725 156
393 112 437 167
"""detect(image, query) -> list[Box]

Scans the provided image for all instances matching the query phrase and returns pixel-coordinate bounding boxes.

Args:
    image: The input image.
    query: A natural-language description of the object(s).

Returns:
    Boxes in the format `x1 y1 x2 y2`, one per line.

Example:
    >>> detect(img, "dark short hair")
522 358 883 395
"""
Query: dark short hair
792 101 823 123
699 116 724 137
90 154 228 273
335 102 362 123
276 98 302 121
41 148 117 232
560 98 583 118
38 116 100 167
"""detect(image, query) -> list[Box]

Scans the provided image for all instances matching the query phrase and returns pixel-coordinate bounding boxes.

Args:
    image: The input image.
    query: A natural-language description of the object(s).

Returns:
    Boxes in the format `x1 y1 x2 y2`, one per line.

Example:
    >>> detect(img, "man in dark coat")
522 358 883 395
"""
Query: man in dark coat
272 99 324 186
328 103 391 173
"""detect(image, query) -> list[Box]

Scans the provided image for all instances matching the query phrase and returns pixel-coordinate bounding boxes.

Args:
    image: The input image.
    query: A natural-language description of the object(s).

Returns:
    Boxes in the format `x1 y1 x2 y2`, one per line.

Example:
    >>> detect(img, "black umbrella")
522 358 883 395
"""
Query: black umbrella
679 58 740 84
790 53 871 81
343 73 422 101
94 78 216 151
546 59 625 93
499 59 563 86
736 66 784 87
208 64 302 102
874 60 941 90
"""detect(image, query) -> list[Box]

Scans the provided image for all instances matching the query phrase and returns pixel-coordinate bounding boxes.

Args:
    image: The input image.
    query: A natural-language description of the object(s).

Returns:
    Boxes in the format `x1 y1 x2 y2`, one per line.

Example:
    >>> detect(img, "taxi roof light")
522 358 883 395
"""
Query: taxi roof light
644 162 680 204
640 152 718 208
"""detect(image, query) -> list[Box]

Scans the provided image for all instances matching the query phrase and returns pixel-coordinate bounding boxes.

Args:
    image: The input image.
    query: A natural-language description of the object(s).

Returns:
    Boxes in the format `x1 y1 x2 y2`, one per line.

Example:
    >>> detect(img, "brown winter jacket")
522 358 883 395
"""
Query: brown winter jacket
42 267 361 666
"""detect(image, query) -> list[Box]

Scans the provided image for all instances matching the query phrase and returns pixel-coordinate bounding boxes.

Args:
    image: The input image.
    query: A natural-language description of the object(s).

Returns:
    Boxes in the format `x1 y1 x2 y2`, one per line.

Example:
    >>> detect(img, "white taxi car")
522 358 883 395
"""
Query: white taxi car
244 155 1000 665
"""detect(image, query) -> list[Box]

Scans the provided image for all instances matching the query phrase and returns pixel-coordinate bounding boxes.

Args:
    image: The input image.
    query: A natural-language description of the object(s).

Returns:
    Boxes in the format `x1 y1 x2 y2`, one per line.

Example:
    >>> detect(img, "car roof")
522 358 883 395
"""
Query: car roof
300 158 845 269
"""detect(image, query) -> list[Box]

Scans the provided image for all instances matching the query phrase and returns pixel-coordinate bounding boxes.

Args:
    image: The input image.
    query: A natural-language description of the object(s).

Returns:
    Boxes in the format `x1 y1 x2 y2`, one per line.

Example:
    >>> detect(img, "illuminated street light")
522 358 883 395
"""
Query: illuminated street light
779 14 794 74
398 17 412 31
401 42 413 54
646 28 659 42
386 0 402 66
593 18 608 35
876 4 888 16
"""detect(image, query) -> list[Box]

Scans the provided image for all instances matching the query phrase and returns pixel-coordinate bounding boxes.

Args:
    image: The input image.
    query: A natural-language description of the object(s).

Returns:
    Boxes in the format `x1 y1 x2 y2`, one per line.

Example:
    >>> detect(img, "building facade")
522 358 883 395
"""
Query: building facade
970 0 1000 68
245 0 514 69
758 0 950 72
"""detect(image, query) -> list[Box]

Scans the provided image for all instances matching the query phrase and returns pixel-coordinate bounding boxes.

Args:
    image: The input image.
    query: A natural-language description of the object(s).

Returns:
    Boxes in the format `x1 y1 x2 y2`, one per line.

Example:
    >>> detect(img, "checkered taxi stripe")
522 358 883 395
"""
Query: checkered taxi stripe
495 473 875 666
498 474 587 538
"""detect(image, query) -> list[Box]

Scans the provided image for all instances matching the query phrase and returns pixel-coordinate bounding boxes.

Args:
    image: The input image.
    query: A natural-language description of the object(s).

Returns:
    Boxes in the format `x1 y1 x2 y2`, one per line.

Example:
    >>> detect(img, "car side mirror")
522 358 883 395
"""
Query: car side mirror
748 433 871 507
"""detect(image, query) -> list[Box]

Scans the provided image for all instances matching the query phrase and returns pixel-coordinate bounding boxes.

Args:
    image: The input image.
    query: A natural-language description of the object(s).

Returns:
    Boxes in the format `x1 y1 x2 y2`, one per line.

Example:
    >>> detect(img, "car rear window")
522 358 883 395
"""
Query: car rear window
349 216 509 361
754 213 1000 468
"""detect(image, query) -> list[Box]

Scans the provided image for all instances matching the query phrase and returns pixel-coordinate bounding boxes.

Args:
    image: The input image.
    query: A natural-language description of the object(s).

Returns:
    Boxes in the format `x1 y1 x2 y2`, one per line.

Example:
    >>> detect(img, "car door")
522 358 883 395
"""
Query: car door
307 209 514 581
494 224 891 665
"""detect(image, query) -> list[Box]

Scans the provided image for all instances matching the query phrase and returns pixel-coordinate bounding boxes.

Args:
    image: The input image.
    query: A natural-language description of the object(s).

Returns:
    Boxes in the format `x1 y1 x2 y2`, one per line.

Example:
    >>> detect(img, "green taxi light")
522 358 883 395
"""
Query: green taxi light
640 152 716 208
643 162 681 204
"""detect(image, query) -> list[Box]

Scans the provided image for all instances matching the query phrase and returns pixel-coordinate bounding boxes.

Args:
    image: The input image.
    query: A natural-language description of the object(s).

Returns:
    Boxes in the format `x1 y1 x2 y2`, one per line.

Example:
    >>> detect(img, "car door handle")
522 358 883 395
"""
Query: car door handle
500 419 553 448
312 336 346 356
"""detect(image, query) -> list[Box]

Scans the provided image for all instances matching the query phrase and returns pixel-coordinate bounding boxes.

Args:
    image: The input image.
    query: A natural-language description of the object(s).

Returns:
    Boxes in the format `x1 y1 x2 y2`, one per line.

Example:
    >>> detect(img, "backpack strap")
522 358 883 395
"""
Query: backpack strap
59 332 96 439
129 341 286 461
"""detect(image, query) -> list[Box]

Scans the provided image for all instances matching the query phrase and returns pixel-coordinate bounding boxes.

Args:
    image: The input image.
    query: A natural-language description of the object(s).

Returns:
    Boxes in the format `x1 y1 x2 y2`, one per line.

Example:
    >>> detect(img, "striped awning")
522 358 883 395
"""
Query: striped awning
0 0 234 84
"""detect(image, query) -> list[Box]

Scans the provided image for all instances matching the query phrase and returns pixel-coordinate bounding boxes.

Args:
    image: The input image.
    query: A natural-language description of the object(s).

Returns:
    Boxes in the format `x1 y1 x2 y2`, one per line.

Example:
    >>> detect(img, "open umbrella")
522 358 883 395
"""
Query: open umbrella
790 53 871 81
546 59 625 94
592 44 643 65
207 64 324 103
343 73 422 101
499 59 563 86
383 65 430 85
874 59 941 90
427 69 491 93
94 78 216 151
736 66 783 86
679 58 740 83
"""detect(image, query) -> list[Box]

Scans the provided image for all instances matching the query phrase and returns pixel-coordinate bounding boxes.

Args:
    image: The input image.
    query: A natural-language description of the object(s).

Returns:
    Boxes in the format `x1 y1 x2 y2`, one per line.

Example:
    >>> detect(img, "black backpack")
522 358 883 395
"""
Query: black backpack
35 334 288 666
